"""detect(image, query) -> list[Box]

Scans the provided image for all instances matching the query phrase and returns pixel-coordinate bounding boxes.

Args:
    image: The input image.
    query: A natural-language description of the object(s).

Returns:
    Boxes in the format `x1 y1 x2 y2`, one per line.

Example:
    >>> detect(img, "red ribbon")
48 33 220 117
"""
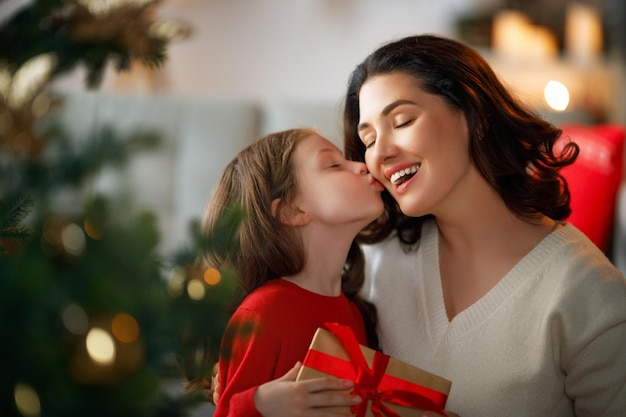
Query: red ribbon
302 322 448 417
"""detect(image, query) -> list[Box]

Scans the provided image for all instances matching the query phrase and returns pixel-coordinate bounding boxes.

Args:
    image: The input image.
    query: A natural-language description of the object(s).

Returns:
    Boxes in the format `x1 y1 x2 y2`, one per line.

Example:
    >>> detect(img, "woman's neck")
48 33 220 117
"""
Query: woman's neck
436 202 558 320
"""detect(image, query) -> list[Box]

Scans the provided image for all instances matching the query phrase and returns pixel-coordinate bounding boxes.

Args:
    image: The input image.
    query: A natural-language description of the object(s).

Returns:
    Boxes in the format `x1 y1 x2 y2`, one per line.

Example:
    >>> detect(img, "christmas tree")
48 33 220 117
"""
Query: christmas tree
0 1 238 416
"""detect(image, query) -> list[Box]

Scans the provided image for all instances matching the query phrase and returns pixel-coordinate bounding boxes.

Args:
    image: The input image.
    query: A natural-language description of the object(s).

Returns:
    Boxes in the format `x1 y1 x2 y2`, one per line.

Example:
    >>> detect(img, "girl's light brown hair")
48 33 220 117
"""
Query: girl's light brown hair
201 128 308 298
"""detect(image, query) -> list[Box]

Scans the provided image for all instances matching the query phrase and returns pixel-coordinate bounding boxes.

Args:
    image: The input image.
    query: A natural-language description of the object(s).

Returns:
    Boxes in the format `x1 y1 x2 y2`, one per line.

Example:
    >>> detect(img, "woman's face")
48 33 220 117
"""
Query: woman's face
357 72 475 218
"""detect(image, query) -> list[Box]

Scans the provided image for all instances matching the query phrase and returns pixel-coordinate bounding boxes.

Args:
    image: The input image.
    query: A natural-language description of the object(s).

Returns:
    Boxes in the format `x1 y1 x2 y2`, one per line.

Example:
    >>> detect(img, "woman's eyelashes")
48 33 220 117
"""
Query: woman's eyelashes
394 118 414 129
361 118 414 147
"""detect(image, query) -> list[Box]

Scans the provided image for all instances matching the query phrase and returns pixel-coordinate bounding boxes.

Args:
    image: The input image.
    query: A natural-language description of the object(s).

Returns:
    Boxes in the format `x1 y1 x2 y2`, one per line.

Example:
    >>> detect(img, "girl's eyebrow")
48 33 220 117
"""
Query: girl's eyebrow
317 146 341 156
357 99 416 132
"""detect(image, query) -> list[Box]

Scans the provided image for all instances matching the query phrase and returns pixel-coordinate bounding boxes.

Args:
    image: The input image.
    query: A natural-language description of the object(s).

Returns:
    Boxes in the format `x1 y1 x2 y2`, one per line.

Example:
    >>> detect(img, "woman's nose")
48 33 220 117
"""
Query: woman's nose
371 132 396 163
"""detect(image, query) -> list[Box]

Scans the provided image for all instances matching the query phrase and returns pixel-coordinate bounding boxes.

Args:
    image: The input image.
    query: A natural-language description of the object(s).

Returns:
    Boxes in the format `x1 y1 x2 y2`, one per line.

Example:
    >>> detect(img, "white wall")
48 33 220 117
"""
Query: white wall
54 0 477 102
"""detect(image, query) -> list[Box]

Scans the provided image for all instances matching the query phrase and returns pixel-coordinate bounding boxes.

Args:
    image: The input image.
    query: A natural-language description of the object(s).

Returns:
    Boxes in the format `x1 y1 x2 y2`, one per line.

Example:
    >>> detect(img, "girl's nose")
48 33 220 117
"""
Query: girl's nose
355 161 368 175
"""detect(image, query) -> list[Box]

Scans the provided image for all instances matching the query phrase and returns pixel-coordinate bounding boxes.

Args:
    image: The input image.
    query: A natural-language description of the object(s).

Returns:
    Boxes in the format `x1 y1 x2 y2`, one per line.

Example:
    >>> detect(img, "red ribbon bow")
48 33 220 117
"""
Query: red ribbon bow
302 322 448 417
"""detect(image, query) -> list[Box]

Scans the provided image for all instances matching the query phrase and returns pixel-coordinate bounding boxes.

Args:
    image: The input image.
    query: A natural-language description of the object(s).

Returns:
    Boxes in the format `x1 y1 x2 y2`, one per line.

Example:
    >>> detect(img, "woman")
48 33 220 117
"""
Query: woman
343 34 626 417
208 35 626 417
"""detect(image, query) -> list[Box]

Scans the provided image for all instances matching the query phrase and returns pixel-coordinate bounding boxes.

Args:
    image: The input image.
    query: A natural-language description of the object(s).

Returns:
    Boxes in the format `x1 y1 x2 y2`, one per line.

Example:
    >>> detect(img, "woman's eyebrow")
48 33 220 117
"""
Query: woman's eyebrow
357 99 416 132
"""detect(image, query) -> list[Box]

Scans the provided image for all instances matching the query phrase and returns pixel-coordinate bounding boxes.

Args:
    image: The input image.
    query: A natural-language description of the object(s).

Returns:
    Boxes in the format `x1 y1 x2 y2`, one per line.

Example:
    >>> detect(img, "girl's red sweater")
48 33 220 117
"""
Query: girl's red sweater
214 278 367 417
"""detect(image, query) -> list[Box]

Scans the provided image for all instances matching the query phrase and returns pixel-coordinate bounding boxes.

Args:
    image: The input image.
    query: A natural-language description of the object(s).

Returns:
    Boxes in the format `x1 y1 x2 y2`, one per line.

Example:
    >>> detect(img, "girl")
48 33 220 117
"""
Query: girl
203 128 385 416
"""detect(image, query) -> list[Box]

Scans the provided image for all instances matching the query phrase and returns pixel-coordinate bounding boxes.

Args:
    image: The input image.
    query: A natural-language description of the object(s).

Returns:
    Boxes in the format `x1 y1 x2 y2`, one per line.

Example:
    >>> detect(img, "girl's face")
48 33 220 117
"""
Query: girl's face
292 133 384 229
357 72 475 218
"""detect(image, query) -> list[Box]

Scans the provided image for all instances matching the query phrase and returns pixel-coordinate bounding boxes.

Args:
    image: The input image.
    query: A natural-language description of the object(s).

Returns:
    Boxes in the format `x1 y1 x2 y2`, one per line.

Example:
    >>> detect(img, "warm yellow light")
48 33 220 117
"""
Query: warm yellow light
111 313 139 343
544 80 570 111
86 328 116 365
203 267 221 285
14 383 40 417
9 53 56 108
187 279 206 300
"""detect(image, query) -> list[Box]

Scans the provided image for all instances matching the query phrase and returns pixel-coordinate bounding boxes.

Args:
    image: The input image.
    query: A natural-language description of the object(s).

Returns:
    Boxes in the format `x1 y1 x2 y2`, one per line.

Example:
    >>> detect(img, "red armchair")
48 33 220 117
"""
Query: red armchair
558 124 625 260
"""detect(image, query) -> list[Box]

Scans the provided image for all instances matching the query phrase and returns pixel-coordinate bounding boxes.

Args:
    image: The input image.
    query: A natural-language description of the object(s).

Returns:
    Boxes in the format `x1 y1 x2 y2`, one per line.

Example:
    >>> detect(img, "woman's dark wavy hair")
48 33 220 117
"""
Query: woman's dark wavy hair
343 34 579 246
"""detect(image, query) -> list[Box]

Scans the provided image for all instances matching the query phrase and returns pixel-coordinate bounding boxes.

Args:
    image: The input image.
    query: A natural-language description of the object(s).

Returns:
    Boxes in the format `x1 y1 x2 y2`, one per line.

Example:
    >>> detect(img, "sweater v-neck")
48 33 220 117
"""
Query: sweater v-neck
419 218 571 347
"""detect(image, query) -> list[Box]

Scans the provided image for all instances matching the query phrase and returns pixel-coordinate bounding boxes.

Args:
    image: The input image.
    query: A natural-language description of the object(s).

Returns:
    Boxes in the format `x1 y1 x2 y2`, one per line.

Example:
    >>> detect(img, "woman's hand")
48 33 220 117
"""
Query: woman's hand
254 361 362 417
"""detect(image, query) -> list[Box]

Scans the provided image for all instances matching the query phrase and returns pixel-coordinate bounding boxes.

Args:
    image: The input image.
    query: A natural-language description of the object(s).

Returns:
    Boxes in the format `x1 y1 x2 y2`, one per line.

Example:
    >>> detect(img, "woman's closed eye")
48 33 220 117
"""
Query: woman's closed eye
360 134 375 149
394 118 414 129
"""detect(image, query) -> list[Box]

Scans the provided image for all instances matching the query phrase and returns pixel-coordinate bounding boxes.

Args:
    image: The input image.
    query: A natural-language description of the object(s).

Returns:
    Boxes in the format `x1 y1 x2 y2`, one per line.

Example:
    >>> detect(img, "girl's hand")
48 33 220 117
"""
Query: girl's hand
254 361 362 417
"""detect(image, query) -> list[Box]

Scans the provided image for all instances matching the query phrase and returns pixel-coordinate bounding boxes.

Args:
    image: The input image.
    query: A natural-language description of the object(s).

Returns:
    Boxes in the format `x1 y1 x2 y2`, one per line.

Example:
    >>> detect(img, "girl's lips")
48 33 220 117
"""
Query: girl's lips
371 178 385 191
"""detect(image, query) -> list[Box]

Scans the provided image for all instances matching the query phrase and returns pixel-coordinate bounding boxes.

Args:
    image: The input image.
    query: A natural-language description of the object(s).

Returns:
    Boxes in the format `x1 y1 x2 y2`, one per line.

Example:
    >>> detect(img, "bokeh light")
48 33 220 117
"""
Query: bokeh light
61 303 89 335
111 313 139 343
83 218 103 240
203 267 221 285
14 383 40 417
544 80 570 111
8 53 56 108
86 328 116 365
187 279 205 300
61 223 86 255
167 266 185 297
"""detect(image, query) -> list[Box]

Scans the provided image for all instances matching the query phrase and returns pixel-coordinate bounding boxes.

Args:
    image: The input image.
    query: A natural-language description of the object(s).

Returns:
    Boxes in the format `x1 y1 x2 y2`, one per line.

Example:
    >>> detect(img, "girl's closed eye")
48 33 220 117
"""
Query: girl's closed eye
320 153 344 169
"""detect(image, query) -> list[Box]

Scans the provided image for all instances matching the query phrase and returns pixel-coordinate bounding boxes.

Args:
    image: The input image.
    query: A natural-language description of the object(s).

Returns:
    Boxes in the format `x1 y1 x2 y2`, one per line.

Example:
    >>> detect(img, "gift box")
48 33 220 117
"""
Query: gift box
296 323 451 417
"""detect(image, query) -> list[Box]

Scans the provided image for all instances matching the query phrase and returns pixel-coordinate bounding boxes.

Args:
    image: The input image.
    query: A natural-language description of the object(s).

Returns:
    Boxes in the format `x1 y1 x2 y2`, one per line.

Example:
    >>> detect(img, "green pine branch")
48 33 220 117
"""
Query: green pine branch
0 193 33 253
0 0 170 89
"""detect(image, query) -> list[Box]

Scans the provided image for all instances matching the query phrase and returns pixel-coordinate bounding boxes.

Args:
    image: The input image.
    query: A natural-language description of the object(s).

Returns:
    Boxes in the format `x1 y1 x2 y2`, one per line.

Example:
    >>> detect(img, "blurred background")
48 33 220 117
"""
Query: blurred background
15 0 625 125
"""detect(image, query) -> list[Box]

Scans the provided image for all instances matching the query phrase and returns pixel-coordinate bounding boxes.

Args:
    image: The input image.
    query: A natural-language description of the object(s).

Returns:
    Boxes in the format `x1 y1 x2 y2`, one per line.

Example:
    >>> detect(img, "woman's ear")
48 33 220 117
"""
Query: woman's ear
271 198 310 226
